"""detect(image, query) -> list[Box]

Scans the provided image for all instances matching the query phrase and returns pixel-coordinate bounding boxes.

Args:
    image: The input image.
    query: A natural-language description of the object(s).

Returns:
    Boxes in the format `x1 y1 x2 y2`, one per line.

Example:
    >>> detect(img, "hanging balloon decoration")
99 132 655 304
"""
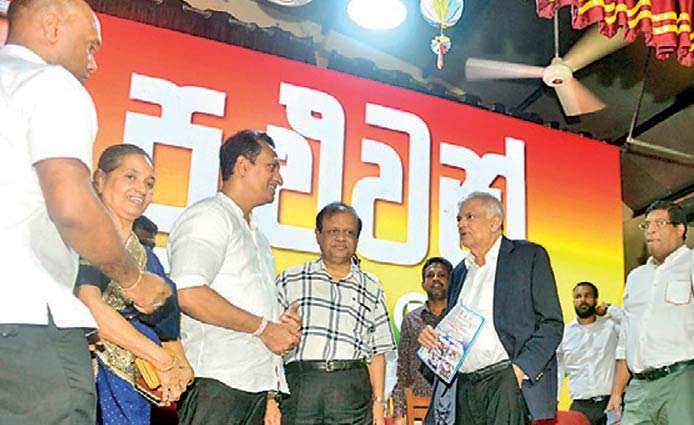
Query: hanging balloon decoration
420 0 464 69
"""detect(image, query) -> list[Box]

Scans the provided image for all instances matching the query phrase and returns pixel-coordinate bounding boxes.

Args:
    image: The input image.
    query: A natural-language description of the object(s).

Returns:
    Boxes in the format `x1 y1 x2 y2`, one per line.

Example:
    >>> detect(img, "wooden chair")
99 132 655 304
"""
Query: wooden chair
404 387 431 425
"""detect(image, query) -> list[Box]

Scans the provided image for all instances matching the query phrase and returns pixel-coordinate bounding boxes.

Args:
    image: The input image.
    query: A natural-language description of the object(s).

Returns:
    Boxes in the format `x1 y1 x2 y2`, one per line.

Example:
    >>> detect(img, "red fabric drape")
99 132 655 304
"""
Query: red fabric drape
536 0 693 66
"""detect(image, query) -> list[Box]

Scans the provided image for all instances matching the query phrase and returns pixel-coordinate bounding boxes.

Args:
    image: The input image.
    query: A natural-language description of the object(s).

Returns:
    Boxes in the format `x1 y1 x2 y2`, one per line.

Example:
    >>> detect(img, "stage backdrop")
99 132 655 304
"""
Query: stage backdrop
82 14 625 330
0 14 625 327
0 11 624 407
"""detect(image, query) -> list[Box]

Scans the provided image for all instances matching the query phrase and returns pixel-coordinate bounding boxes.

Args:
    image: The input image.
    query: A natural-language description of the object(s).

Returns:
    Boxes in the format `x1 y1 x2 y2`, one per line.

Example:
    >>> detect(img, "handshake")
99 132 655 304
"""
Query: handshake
258 303 302 356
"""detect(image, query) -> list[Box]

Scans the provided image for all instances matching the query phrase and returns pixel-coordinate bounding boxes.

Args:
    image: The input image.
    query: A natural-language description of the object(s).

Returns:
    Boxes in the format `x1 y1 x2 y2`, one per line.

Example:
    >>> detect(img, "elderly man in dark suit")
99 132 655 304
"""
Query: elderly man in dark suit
419 192 563 424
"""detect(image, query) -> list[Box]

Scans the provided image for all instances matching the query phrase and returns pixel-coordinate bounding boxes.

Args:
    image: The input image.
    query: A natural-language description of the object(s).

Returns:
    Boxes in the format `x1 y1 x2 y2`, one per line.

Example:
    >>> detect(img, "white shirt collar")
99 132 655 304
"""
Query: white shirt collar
646 243 688 267
1 44 47 65
464 235 502 269
216 191 258 230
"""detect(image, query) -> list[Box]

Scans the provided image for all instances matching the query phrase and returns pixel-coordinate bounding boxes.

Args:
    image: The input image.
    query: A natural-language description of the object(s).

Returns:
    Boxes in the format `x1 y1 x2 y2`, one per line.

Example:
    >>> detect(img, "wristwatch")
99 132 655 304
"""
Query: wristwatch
372 395 387 407
268 391 283 403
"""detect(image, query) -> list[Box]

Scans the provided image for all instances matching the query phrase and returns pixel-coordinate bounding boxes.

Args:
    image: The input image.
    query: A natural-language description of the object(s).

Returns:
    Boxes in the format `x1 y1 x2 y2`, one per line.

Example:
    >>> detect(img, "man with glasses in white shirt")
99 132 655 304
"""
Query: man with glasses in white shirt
0 2 170 424
169 130 300 425
557 281 622 425
607 201 693 425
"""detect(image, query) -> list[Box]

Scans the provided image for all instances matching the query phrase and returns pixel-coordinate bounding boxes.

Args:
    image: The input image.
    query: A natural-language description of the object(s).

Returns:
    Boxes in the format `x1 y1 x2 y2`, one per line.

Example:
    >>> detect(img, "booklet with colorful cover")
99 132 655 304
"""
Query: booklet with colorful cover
417 303 485 383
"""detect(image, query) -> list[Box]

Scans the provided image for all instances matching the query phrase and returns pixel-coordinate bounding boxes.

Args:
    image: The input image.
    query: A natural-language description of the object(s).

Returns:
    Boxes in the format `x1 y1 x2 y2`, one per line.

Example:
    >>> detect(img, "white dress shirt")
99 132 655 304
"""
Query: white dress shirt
457 236 510 372
168 192 288 393
616 245 694 373
557 306 622 399
0 45 97 328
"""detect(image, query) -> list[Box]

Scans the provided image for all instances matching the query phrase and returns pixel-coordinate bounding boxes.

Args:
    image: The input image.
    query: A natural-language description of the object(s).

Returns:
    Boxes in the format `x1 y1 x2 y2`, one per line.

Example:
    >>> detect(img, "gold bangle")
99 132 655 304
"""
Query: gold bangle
157 351 177 372
122 269 144 291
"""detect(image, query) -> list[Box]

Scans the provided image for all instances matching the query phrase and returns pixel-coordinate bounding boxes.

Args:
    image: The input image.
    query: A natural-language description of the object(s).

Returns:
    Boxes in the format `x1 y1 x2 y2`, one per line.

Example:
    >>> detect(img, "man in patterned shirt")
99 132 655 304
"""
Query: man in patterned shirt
276 202 396 425
392 257 452 425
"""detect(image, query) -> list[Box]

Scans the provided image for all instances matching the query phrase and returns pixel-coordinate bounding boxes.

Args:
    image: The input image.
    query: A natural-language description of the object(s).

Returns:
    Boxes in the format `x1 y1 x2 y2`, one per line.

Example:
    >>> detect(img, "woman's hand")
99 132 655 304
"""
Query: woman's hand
156 367 184 406
176 364 194 389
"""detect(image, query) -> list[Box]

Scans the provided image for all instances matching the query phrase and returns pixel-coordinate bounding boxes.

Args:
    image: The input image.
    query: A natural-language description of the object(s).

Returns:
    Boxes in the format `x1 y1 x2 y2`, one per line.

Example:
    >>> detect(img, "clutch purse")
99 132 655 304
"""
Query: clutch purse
135 357 161 388
134 357 164 404
133 346 178 404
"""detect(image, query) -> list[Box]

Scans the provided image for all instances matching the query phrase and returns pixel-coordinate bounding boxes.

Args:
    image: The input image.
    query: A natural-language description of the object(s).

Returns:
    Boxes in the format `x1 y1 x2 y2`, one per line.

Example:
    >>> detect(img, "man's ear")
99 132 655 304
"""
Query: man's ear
676 223 686 240
40 9 60 44
235 156 249 177
490 215 503 232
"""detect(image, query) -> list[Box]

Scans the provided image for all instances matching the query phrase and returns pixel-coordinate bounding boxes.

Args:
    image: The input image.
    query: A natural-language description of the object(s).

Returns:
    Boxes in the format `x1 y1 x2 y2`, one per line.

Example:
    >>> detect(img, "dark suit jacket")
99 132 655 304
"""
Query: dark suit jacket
429 236 564 421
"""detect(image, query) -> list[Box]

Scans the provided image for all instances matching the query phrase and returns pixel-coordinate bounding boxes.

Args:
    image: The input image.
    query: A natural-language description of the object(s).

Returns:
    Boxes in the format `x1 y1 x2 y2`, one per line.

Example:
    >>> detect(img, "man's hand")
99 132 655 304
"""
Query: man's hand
280 303 302 333
511 363 526 388
264 396 281 425
596 302 610 317
126 271 171 314
372 400 385 425
260 321 300 355
417 325 438 350
392 416 405 425
605 393 622 424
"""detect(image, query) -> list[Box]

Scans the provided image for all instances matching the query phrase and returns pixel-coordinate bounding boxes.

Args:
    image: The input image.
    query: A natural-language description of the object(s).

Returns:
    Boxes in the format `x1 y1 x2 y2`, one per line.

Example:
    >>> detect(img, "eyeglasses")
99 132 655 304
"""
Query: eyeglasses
638 219 675 230
323 228 358 239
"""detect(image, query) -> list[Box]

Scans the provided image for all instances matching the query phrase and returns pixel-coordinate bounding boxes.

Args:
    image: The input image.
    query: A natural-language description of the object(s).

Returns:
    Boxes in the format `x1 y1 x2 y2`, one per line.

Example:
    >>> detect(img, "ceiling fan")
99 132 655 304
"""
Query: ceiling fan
465 14 630 116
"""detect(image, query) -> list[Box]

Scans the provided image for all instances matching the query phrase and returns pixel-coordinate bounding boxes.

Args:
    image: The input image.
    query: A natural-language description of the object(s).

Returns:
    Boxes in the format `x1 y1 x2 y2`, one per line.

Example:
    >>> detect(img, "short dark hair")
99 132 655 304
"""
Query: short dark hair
421 257 453 281
315 202 362 236
133 215 158 235
574 281 598 299
219 130 275 181
645 200 688 240
98 144 152 173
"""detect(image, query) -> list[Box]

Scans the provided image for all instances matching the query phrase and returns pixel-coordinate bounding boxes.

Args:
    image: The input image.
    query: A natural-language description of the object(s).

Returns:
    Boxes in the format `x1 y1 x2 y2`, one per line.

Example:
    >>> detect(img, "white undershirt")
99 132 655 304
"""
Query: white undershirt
456 236 510 373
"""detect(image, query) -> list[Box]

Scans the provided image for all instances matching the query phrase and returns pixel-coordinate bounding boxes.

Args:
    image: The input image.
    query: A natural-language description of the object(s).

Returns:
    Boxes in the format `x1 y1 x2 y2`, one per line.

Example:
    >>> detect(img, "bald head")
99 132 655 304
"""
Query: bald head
8 0 101 84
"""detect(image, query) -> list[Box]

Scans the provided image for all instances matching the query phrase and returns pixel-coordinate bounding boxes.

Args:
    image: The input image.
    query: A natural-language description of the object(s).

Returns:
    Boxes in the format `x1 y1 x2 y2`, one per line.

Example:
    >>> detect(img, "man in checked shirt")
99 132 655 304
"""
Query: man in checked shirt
276 202 396 425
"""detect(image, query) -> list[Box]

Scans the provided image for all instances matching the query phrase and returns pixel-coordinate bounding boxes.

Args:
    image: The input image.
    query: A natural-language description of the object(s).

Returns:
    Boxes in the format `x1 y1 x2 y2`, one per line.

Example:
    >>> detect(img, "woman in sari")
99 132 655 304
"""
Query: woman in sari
75 144 193 425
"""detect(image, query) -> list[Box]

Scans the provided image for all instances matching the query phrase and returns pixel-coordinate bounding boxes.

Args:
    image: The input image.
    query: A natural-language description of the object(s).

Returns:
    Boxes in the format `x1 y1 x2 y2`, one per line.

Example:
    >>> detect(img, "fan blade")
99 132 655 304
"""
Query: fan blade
563 25 629 72
554 77 605 116
465 58 545 81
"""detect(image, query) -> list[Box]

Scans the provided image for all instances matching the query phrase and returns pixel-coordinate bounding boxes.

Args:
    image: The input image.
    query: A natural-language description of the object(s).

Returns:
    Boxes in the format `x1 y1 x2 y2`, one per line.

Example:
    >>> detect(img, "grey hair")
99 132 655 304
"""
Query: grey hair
458 191 505 222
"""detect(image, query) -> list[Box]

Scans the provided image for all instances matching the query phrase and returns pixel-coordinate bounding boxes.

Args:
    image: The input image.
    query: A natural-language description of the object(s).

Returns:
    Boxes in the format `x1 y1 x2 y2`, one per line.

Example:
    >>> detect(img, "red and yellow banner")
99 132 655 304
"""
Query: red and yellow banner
3 14 625 331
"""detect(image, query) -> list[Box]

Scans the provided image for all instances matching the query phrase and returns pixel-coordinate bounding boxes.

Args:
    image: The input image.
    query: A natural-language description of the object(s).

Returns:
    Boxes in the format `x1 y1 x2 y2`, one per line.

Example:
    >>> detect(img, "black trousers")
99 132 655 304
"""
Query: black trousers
0 317 96 425
281 363 373 425
455 363 529 425
570 397 609 425
178 377 267 425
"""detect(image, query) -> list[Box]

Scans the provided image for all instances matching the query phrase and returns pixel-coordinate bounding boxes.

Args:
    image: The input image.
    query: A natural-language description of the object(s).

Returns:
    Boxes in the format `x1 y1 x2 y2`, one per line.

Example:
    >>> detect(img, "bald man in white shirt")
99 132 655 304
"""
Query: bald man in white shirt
0 1 170 424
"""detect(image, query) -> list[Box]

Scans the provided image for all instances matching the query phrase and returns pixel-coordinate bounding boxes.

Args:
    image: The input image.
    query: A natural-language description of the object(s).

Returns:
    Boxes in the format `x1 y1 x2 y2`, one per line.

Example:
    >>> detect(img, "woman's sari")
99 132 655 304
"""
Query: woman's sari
76 235 179 425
